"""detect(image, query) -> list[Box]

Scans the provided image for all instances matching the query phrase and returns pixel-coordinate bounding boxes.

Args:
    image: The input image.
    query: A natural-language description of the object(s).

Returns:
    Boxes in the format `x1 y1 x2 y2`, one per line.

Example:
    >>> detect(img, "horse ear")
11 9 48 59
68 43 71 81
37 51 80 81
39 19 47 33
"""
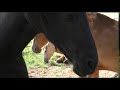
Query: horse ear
24 12 43 32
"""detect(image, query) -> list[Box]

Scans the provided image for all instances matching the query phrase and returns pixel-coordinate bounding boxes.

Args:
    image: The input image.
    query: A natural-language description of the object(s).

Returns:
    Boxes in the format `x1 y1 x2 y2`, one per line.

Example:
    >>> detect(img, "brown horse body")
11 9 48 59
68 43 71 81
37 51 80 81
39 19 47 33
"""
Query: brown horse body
86 12 118 77
32 12 119 78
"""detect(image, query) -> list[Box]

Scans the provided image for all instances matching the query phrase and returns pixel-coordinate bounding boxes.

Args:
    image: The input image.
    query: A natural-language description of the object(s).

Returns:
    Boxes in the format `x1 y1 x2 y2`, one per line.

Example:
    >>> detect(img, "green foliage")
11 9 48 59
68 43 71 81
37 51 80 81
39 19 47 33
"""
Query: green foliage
22 40 47 69
49 53 65 67
22 40 63 69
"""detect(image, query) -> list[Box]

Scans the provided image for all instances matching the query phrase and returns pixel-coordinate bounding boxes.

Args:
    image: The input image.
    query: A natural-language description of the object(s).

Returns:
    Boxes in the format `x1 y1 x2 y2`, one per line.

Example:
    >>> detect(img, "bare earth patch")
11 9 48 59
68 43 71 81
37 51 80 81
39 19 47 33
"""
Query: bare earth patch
28 65 79 78
28 65 117 78
99 70 118 78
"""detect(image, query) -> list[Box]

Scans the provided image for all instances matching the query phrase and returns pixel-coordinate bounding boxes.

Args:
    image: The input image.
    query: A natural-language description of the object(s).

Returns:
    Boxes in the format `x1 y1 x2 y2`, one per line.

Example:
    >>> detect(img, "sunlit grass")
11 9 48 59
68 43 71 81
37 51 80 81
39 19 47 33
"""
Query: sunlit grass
22 40 46 69
22 40 64 70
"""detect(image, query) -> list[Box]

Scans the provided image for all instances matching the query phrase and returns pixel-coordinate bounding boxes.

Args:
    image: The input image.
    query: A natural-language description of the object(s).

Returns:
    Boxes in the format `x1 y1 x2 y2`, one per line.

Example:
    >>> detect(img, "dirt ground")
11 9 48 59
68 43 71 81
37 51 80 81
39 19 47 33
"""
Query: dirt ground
28 65 118 78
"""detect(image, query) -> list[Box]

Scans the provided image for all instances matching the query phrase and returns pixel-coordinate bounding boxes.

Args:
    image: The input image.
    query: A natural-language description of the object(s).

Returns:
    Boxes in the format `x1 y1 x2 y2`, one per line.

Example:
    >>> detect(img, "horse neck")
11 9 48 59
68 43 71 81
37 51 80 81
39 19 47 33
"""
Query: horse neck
92 13 117 30
0 12 37 56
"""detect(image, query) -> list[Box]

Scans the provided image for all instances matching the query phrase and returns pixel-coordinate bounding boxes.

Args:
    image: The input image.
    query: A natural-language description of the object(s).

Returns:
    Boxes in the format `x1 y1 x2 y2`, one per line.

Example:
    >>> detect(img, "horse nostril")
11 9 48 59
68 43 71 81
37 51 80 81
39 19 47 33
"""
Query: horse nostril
87 60 94 70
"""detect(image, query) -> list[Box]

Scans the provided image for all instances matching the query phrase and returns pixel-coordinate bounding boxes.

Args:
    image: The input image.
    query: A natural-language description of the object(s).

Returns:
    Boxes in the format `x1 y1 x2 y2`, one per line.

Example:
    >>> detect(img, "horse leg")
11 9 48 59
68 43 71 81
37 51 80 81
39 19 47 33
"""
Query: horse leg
16 54 29 78
56 53 70 64
63 57 71 64
56 54 65 63
0 54 28 78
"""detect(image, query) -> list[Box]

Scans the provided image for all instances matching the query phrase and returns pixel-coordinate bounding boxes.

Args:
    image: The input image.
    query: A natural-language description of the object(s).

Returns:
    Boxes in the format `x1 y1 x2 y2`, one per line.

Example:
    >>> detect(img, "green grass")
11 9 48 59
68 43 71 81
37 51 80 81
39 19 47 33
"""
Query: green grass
22 40 47 69
22 40 64 70
49 53 65 67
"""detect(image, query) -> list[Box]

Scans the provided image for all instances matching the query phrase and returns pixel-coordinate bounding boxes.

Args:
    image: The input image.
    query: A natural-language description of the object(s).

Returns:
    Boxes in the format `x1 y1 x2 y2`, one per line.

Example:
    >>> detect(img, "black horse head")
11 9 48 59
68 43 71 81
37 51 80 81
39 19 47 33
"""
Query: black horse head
25 12 98 77
0 12 98 78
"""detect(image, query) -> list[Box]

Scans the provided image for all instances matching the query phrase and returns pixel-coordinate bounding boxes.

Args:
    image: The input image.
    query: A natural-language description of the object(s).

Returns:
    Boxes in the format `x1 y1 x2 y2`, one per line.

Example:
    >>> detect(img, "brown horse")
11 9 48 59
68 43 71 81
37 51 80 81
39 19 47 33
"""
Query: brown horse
86 12 119 78
32 33 48 53
32 12 119 78
32 33 67 63
42 42 67 63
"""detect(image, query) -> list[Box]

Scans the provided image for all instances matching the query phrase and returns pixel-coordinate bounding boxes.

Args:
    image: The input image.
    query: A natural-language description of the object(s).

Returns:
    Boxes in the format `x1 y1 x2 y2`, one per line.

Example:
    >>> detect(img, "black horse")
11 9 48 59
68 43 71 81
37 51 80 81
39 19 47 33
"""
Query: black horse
0 12 98 78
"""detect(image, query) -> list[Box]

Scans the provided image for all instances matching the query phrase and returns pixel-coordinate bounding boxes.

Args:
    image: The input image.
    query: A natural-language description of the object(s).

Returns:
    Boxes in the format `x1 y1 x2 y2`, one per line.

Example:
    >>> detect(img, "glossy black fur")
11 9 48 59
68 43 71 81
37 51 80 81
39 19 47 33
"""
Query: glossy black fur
0 12 98 78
